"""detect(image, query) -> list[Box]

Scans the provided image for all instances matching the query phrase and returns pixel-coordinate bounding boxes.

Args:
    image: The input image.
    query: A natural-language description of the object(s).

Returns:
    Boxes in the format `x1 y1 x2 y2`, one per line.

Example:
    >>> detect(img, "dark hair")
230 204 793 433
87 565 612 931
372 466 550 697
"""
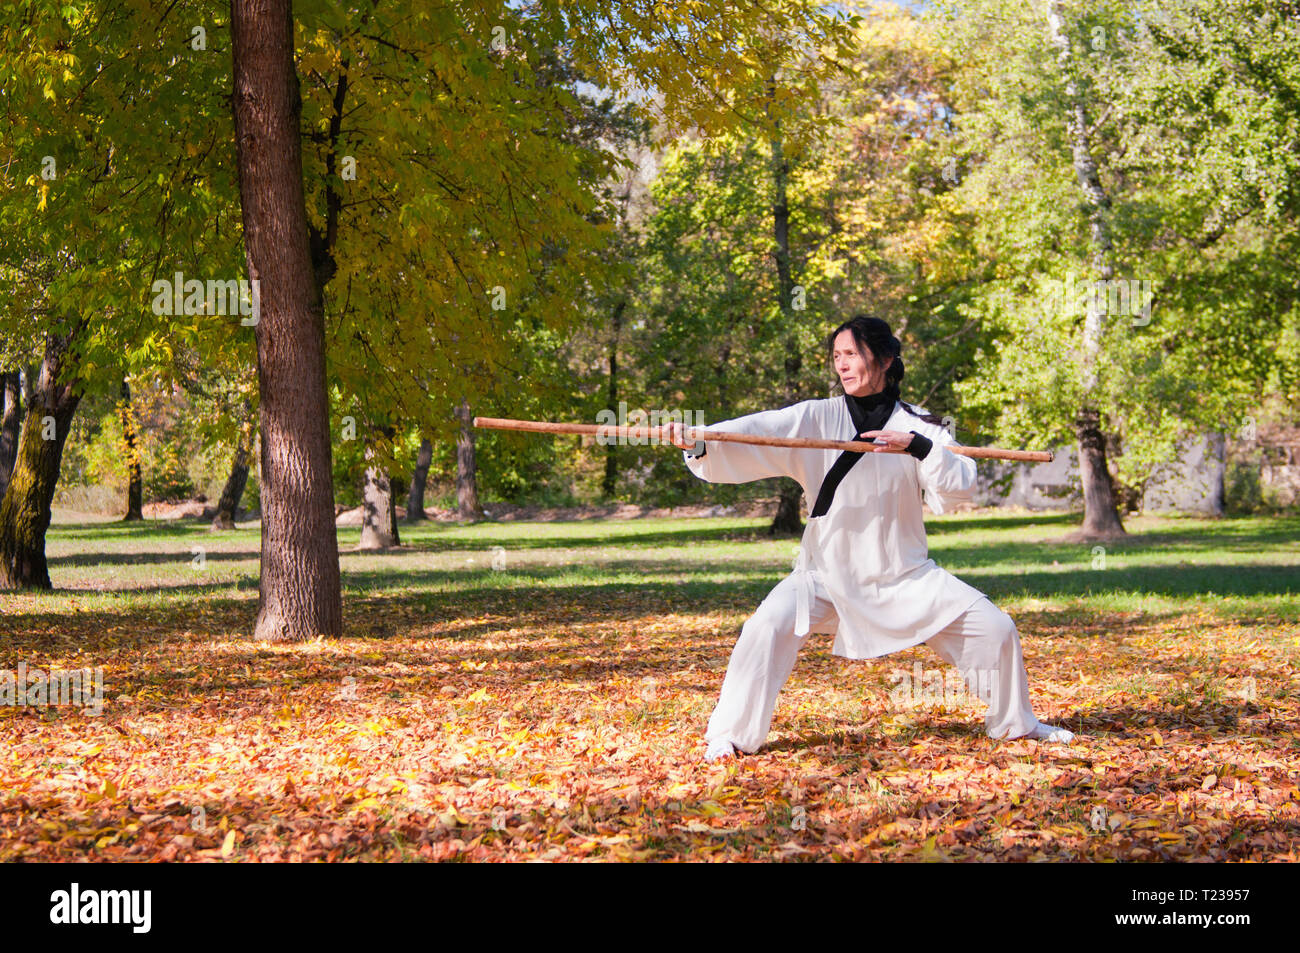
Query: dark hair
825 314 946 425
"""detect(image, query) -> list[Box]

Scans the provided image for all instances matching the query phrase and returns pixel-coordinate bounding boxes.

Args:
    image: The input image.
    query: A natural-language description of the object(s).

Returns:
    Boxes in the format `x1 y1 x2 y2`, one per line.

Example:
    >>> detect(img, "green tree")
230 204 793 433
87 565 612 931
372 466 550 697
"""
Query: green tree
0 0 241 587
925 0 1299 536
229 0 858 639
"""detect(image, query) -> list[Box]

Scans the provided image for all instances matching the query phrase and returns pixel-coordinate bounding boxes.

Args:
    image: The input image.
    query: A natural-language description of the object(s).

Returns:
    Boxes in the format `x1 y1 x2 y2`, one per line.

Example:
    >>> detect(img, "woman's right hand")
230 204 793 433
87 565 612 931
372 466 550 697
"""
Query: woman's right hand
662 421 698 451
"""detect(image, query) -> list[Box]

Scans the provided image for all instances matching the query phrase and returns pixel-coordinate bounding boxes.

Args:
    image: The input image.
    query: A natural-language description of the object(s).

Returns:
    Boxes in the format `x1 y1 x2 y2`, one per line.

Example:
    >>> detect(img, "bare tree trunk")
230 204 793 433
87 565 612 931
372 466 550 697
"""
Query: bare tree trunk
1208 431 1226 516
231 0 342 640
768 122 804 537
0 370 21 501
602 299 624 500
405 437 432 522
212 411 255 530
358 461 401 549
212 442 250 531
0 333 81 589
1048 0 1126 540
119 378 143 521
455 398 482 521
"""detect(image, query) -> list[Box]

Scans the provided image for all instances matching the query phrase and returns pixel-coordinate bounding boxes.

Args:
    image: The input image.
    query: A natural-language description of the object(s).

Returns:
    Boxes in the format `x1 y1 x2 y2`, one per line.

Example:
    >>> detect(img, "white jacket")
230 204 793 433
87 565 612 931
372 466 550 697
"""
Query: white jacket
683 397 987 659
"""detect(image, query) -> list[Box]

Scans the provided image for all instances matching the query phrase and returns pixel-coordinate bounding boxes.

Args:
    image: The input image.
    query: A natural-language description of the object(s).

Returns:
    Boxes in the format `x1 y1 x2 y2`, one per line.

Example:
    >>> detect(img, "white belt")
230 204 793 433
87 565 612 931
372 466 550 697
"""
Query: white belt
793 545 816 638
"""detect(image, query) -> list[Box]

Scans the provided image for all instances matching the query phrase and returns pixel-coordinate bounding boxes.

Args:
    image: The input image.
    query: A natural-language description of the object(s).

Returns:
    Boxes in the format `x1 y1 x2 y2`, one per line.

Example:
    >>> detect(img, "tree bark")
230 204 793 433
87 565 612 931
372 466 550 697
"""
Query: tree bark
212 412 255 530
119 378 143 521
767 123 804 537
405 437 432 522
1048 0 1126 539
1075 408 1126 534
0 370 22 501
455 398 483 521
231 0 342 639
358 463 401 549
0 334 81 589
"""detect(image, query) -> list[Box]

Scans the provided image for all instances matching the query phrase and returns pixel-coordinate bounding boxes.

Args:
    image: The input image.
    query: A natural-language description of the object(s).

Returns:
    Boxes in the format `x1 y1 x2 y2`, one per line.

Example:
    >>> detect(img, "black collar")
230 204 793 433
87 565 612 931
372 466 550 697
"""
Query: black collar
846 388 892 412
844 389 894 435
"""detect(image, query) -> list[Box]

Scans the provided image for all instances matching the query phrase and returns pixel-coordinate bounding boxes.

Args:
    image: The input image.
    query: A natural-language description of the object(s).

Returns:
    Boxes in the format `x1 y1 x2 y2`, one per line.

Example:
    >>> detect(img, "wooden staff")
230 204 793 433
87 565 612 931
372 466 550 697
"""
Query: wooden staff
473 416 1054 463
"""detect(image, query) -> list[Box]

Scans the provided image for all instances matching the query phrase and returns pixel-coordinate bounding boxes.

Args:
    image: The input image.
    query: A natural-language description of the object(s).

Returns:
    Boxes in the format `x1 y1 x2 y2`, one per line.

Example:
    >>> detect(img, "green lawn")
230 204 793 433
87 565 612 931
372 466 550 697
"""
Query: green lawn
20 508 1300 622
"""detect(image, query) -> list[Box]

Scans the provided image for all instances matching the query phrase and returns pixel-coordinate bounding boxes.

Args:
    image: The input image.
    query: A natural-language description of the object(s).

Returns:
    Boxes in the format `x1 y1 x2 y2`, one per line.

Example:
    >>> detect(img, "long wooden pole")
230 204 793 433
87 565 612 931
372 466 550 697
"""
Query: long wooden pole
473 416 1054 463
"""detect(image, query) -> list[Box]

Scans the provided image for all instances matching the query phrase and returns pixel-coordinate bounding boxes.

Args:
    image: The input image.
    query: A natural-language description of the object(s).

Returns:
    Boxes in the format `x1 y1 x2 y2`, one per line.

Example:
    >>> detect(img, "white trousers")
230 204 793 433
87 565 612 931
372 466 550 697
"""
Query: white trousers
704 569 1045 753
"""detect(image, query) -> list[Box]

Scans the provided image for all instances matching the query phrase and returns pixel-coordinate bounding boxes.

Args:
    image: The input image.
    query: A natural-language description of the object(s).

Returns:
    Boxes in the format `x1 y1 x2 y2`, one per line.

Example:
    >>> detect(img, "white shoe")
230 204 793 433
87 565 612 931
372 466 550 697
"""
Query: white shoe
705 738 737 761
1028 722 1075 743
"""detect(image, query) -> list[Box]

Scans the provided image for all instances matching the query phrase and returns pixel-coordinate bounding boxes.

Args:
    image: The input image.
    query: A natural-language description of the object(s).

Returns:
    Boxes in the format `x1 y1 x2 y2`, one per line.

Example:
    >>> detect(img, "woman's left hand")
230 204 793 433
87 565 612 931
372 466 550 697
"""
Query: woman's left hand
859 429 914 452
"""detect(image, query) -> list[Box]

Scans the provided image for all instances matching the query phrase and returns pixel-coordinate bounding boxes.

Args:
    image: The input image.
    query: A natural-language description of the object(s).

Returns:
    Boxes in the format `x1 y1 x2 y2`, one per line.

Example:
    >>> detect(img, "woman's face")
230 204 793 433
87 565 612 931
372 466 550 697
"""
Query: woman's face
833 329 890 397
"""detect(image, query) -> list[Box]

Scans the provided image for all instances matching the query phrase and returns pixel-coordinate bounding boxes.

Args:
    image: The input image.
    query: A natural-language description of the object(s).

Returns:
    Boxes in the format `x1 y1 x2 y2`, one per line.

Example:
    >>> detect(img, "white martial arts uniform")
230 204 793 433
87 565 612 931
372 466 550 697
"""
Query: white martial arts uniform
683 396 1049 752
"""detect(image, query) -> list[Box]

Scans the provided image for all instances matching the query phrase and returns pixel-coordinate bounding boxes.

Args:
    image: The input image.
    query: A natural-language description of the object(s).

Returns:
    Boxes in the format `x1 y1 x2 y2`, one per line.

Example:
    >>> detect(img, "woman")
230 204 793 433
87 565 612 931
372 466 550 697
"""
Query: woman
665 315 1075 761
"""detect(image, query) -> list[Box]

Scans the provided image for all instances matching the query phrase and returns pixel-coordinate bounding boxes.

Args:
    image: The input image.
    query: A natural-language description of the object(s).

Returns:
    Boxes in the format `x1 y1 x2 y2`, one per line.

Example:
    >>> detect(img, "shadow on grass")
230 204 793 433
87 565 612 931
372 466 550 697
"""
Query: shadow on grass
957 563 1296 602
930 518 1300 565
47 550 260 568
0 577 768 648
48 520 776 556
356 523 779 553
922 510 1083 534
47 520 229 539
15 553 1296 648
333 559 1298 605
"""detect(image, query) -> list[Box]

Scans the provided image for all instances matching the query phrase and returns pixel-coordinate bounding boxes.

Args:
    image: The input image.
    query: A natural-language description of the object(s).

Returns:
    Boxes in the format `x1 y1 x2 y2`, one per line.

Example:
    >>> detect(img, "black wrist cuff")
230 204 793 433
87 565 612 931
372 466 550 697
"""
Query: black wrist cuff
906 431 932 460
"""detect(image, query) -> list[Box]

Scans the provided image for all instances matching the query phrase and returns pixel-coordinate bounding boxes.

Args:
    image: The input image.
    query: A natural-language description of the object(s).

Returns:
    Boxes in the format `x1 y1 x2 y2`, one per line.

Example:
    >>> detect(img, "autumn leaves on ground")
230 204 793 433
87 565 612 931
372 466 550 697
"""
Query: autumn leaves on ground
2 510 1297 862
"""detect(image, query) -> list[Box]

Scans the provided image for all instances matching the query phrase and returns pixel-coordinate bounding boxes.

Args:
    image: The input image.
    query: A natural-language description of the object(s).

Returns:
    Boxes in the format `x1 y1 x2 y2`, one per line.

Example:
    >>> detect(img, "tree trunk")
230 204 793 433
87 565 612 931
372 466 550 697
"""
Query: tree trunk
231 0 342 640
1075 408 1126 535
0 335 81 589
1048 0 1126 540
119 378 143 521
358 464 400 549
455 398 483 521
212 443 250 531
1208 431 1226 517
602 299 624 500
770 481 804 536
405 437 432 522
767 122 804 537
212 413 255 530
0 370 22 501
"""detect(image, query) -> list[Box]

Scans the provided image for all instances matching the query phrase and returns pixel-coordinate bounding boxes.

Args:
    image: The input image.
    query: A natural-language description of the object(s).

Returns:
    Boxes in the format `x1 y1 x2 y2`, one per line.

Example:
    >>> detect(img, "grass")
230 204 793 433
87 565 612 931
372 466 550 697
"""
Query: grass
0 508 1297 861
